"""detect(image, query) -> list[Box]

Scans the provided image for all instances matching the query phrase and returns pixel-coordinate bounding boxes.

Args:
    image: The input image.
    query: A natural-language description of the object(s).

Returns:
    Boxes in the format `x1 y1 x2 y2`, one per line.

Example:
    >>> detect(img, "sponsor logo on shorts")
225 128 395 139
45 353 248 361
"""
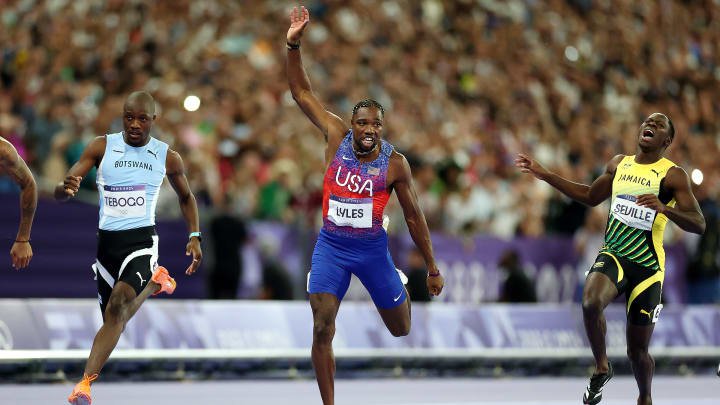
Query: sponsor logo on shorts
593 261 605 268
137 272 147 287
641 304 663 323
393 292 403 302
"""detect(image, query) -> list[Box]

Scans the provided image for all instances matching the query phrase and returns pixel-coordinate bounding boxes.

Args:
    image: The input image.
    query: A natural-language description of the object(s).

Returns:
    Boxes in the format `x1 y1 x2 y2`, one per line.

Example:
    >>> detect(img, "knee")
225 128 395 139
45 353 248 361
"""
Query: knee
627 345 650 363
105 293 131 323
313 316 335 345
582 296 604 315
389 321 410 337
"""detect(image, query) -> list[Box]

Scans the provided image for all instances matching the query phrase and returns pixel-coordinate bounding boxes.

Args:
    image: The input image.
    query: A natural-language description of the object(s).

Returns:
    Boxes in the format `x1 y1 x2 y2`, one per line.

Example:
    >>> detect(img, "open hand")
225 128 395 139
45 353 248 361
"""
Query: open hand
185 238 202 275
287 6 310 45
515 154 550 181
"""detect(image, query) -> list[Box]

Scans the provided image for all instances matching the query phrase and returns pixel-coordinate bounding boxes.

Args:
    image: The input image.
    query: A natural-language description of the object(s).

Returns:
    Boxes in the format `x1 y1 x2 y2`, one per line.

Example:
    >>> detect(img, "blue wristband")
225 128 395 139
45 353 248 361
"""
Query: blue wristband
428 272 441 277
189 232 202 241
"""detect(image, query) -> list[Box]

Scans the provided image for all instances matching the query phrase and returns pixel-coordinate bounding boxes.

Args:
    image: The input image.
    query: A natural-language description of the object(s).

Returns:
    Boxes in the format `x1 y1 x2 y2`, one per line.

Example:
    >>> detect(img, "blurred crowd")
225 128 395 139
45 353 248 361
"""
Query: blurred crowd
1 0 719 242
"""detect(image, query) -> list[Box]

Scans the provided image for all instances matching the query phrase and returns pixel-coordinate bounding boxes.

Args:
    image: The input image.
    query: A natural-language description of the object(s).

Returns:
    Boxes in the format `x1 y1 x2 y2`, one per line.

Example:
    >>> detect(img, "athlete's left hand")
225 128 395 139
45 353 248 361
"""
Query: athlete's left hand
636 194 667 214
426 266 444 297
185 238 202 275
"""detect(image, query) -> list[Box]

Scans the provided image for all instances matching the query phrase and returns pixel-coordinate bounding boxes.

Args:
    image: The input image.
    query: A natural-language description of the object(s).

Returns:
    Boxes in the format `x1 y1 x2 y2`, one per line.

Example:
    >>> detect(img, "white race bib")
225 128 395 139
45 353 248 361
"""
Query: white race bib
102 185 147 218
611 194 656 231
328 195 372 228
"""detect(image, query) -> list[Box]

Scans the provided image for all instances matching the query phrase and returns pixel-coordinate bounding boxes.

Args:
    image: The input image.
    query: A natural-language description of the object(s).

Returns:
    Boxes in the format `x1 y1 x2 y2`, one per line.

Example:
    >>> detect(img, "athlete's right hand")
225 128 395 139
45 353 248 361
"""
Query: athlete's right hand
515 154 550 181
63 175 82 196
287 6 310 44
10 241 32 269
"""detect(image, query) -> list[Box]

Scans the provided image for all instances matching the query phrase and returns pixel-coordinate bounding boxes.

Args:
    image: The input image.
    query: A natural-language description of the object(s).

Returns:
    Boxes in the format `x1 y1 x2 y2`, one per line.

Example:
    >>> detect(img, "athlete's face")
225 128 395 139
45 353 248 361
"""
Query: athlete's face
122 102 155 147
351 107 384 154
638 113 671 151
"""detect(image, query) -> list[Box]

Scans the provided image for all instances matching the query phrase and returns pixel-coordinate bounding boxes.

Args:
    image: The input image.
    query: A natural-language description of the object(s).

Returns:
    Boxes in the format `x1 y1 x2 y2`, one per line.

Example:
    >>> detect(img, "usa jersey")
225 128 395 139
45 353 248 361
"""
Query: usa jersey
322 131 393 239
96 132 168 231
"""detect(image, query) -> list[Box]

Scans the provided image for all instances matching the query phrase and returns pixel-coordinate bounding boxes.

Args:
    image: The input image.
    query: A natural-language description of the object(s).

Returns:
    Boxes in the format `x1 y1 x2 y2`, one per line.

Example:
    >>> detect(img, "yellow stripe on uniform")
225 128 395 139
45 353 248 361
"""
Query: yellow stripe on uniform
626 271 664 313
599 252 624 284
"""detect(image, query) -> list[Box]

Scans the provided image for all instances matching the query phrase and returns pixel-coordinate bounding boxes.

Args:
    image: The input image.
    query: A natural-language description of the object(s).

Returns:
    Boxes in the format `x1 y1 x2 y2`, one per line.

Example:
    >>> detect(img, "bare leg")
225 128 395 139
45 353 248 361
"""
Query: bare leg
627 323 655 405
310 293 341 405
376 286 411 337
582 272 618 374
84 280 159 376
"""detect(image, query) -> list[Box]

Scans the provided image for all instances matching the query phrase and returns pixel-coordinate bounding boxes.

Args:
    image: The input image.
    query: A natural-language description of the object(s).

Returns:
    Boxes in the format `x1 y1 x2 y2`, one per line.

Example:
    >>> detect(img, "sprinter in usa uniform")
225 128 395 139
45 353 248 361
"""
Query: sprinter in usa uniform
286 7 444 405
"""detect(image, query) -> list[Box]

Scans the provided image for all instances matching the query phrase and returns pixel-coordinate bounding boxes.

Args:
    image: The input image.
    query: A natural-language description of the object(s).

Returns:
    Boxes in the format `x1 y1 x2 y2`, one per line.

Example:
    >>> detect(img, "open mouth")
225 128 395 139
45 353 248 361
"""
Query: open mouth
361 136 375 148
641 128 654 141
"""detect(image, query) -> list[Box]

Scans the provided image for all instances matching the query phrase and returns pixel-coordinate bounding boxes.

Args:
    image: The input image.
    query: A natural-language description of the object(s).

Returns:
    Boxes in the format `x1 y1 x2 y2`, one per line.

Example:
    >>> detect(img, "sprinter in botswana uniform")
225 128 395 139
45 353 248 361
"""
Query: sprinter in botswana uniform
58 91 203 405
517 113 705 405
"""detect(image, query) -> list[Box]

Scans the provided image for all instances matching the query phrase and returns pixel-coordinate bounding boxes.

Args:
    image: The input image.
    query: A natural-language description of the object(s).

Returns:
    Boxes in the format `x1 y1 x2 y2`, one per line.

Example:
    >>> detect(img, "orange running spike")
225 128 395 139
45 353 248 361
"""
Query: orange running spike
151 266 176 295
68 373 98 405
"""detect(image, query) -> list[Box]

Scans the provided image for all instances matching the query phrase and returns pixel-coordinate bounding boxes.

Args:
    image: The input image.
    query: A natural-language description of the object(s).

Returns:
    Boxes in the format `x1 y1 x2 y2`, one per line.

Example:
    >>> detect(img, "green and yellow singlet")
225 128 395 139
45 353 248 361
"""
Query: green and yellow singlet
601 155 676 272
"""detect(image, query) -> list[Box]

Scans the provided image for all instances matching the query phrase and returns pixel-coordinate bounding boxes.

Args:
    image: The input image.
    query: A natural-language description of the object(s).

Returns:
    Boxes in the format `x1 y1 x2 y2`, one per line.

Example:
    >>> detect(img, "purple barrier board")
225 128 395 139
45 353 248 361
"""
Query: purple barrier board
0 194 690 303
0 300 718 352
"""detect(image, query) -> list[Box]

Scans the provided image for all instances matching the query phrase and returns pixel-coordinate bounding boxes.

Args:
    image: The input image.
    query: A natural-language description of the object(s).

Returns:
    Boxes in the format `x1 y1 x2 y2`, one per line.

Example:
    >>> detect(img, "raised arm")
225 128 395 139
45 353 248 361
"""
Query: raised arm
165 149 202 275
389 152 444 296
515 153 623 207
55 136 106 201
636 166 705 234
286 6 348 143
0 139 37 269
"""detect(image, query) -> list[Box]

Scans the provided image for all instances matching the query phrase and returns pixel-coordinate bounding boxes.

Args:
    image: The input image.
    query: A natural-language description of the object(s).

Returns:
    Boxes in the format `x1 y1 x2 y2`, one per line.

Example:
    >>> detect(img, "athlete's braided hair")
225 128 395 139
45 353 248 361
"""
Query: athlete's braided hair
352 99 384 120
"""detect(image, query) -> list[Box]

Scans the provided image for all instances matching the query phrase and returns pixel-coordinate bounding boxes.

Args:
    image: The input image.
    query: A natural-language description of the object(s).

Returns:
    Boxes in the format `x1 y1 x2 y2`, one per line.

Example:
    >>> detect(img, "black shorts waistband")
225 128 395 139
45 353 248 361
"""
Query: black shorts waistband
97 226 156 242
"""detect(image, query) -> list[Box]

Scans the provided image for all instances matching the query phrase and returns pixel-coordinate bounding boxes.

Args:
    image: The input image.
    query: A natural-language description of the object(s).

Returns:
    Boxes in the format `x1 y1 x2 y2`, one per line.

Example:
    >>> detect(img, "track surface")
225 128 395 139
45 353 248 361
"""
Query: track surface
3 376 717 404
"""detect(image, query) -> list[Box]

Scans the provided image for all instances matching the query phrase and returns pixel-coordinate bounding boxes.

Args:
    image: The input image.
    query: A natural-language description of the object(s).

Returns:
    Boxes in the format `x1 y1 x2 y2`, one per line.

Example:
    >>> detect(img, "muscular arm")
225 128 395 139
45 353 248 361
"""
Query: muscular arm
638 167 705 234
0 139 37 241
517 154 623 207
286 7 347 147
390 153 438 268
166 150 202 274
54 136 106 201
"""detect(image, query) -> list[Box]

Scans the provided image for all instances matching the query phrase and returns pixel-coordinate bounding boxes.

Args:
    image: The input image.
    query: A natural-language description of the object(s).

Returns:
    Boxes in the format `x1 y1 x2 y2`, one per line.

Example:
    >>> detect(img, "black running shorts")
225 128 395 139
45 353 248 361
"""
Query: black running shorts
587 251 664 326
93 226 159 315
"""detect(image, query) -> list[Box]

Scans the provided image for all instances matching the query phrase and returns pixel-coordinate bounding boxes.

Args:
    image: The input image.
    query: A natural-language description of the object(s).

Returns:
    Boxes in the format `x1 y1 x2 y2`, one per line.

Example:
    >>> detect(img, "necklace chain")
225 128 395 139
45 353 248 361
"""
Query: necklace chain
352 141 378 156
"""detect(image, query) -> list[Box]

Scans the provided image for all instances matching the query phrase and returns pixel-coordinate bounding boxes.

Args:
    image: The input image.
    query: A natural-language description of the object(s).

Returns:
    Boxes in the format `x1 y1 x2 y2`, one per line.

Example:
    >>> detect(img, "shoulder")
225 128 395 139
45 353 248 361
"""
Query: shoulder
326 113 351 142
609 154 626 166
0 137 17 161
389 150 411 177
605 154 626 173
165 149 184 173
666 165 689 182
86 136 107 155
389 149 409 166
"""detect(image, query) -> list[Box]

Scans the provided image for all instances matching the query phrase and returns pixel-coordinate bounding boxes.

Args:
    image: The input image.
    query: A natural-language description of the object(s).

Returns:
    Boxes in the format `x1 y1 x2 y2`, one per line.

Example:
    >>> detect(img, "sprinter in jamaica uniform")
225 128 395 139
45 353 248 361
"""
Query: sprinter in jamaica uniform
516 113 705 405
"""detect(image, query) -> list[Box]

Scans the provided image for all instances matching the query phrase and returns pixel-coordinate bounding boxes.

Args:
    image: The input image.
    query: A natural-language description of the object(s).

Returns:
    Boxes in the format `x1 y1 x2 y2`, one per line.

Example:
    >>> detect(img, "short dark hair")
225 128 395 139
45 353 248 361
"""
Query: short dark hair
352 99 384 119
667 115 675 141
